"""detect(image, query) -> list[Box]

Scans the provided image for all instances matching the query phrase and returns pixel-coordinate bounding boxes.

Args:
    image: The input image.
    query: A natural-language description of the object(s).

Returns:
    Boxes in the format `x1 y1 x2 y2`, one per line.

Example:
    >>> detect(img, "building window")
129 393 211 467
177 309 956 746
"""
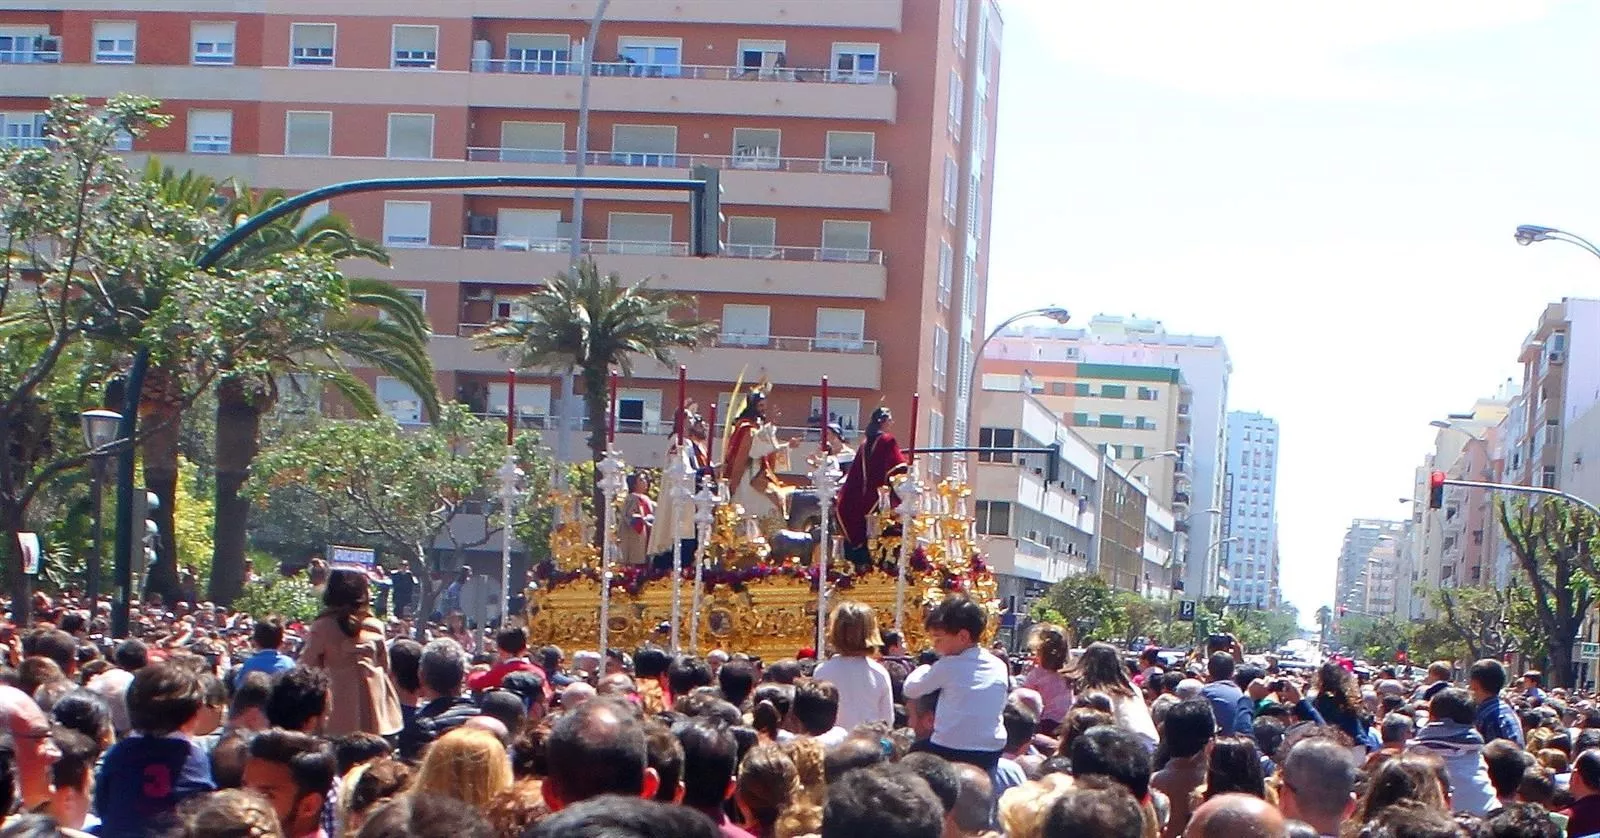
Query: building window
1100 414 1125 429
284 111 332 157
815 308 866 351
1132 446 1146 459
738 39 786 76
1541 466 1558 489
505 33 570 74
948 70 963 136
381 200 431 248
975 500 1011 536
611 124 678 167
0 113 46 149
719 304 771 347
290 23 335 66
824 131 875 172
811 396 861 433
498 121 565 162
978 427 1015 463
0 31 60 64
1074 382 1090 396
830 42 880 83
380 289 429 331
605 212 674 255
1100 384 1127 399
377 377 423 424
617 36 682 76
731 128 781 169
1070 412 1088 426
933 325 949 392
1134 417 1156 431
392 25 439 69
929 411 945 476
92 21 136 64
821 220 872 263
111 130 133 151
386 114 435 160
966 171 983 238
937 240 953 308
187 110 232 154
954 0 970 50
1137 386 1158 400
1050 381 1067 395
297 201 330 230
725 216 777 258
942 156 959 223
191 21 235 65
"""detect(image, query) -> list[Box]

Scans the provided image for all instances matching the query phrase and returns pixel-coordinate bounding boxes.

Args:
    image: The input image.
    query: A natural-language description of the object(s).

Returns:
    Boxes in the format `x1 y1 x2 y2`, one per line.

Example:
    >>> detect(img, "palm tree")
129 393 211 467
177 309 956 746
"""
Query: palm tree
1316 605 1333 650
205 189 437 604
476 259 715 536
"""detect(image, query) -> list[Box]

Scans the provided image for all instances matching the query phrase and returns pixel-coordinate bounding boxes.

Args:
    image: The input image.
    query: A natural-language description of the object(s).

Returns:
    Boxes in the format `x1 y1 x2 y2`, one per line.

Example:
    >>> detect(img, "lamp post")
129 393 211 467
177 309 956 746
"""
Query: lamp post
1514 225 1600 260
961 306 1071 445
1207 536 1241 599
80 409 122 612
1125 450 1180 482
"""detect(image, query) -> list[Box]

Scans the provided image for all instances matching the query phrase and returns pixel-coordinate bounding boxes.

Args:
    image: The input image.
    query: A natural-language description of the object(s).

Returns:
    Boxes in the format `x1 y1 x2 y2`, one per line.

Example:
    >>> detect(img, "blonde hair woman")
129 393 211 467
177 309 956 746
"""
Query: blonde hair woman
812 601 893 729
412 727 513 812
736 743 824 838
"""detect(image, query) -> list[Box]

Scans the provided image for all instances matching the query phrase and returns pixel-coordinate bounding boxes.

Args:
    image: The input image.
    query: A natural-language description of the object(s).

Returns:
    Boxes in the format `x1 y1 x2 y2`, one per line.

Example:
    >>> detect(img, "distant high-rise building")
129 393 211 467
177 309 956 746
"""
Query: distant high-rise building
1224 411 1278 609
1335 519 1406 617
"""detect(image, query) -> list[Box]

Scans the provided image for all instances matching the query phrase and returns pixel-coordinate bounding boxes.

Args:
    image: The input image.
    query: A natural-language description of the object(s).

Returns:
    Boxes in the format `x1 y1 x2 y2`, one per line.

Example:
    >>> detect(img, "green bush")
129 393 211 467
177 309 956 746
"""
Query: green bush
231 576 320 623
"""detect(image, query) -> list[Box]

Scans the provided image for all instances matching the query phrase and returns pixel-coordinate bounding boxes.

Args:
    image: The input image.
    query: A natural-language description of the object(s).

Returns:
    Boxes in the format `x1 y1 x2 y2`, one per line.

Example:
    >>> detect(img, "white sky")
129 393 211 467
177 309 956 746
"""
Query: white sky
988 0 1600 622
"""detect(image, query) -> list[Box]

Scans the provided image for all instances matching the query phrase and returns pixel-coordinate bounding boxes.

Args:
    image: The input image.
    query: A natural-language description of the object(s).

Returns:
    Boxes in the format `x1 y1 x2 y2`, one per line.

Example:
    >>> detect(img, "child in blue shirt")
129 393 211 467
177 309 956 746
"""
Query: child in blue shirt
95 663 217 838
903 595 1009 770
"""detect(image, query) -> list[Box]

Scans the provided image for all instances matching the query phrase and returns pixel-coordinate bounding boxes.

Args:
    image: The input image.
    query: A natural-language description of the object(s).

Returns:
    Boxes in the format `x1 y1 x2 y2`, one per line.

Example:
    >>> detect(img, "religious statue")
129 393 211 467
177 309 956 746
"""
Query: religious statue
649 404 716 568
620 471 654 566
836 406 909 563
723 389 800 524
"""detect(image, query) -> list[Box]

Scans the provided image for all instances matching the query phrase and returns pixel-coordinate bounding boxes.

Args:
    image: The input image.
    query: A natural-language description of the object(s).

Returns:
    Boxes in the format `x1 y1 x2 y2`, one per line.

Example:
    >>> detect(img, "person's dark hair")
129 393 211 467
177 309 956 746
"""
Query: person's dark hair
478 690 526 734
1163 699 1216 759
50 690 111 745
1068 725 1152 800
253 617 285 650
1360 801 1466 838
322 569 372 637
536 645 563 674
1313 661 1363 715
1483 740 1533 800
899 752 959 813
112 639 148 671
389 639 423 694
1517 767 1555 806
882 629 904 650
356 791 492 838
1068 643 1136 698
793 680 841 736
1207 651 1236 682
751 683 794 740
922 595 986 643
821 763 943 838
347 757 413 821
1234 664 1265 691
762 659 803 685
667 655 713 697
523 795 720 838
231 671 273 717
674 719 738 810
641 718 684 803
127 662 204 735
419 639 469 697
1574 749 1600 794
1484 802 1560 838
334 732 394 777
29 630 75 672
1058 707 1114 755
1429 688 1477 725
209 730 251 789
1204 735 1266 799
1470 659 1509 695
1043 776 1145 838
265 666 330 732
249 728 336 801
1575 728 1600 754
823 735 887 782
1161 671 1185 694
1253 717 1286 761
57 612 86 637
718 660 757 708
1003 701 1038 752
48 726 97 793
500 670 545 709
544 697 649 804
494 626 527 656
634 646 671 679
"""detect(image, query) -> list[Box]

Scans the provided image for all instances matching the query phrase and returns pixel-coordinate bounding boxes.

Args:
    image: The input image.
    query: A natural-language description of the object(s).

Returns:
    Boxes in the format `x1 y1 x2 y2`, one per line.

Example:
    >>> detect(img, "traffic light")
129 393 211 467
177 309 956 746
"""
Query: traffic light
131 488 160 585
690 164 723 257
1338 604 1347 618
1428 470 1446 510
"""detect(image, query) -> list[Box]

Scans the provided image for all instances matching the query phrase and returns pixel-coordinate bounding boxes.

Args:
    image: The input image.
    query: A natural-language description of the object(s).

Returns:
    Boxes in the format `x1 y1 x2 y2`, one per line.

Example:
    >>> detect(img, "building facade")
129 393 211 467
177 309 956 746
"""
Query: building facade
1513 299 1600 504
1224 410 1279 609
1333 518 1406 619
1 0 999 473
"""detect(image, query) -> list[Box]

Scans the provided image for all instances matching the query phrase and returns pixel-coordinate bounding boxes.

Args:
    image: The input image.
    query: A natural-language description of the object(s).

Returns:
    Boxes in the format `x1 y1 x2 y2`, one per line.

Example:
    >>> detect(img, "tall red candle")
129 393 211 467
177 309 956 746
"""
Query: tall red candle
908 392 919 453
819 376 829 451
608 370 619 443
676 365 687 446
707 403 718 462
505 369 516 446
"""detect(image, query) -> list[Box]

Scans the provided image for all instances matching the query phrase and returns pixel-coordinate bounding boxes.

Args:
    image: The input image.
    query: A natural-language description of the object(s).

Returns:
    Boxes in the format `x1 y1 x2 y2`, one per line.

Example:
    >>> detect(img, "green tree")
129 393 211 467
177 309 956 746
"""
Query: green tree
1499 500 1597 688
1337 614 1413 663
1412 586 1523 664
1032 574 1123 645
1315 605 1332 649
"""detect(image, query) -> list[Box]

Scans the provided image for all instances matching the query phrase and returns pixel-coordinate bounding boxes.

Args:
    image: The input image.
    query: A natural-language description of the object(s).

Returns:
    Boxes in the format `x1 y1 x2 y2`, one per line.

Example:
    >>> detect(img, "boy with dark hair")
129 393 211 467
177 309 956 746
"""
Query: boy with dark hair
466 626 537 693
227 671 274 733
634 646 672 714
821 764 944 838
793 681 847 746
243 728 336 838
667 656 713 702
235 617 295 686
903 595 1007 770
265 667 331 734
47 727 100 832
673 719 752 837
717 660 757 709
388 638 423 728
94 664 216 837
1470 658 1524 746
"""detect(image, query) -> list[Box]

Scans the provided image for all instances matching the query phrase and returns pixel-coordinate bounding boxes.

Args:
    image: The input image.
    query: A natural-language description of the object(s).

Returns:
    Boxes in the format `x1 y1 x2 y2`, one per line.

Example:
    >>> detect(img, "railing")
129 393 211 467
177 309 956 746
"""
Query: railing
464 147 889 175
458 236 886 264
0 50 60 64
458 322 877 355
470 59 894 86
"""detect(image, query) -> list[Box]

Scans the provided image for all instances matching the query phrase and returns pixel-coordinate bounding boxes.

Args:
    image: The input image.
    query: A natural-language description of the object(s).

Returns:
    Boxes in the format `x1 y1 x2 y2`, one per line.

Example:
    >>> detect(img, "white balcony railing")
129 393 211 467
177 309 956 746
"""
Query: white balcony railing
458 236 885 265
465 147 889 175
458 322 876 356
0 50 60 64
470 60 894 86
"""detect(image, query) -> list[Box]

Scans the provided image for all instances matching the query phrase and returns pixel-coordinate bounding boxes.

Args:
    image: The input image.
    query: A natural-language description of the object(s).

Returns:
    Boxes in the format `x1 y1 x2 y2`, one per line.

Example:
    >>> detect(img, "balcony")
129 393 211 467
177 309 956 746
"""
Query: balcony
367 238 886 300
1171 491 1191 509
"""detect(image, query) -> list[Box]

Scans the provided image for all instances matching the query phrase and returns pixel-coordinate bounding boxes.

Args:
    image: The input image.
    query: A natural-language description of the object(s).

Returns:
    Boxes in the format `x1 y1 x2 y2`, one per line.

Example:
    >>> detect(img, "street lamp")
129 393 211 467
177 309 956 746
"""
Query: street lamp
963 306 1071 443
1514 224 1600 259
79 409 123 610
1125 450 1179 482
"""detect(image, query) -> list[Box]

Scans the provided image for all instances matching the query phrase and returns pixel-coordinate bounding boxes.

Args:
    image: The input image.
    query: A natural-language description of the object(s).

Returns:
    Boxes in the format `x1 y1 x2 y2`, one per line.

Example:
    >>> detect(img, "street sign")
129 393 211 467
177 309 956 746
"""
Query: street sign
328 544 377 570
17 533 39 576
1177 600 1197 621
1581 642 1600 659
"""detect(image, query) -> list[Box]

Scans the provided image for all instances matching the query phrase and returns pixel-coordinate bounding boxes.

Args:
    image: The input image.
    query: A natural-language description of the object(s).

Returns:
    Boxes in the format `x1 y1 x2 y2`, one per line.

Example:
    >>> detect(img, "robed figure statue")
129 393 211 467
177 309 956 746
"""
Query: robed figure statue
649 405 715 569
723 390 800 523
835 406 909 562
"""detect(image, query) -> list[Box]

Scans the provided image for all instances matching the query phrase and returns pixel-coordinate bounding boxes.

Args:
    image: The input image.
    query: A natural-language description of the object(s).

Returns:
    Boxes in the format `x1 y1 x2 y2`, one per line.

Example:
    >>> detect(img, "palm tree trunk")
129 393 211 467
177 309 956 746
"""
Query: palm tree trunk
209 376 264 605
140 363 183 604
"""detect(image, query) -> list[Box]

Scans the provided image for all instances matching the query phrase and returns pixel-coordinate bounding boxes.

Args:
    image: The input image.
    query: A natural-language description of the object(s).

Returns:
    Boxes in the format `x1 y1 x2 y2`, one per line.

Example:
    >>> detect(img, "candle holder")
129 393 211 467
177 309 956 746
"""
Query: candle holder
810 449 844 655
689 479 725 650
496 455 525 628
664 444 694 652
596 447 628 654
895 460 924 633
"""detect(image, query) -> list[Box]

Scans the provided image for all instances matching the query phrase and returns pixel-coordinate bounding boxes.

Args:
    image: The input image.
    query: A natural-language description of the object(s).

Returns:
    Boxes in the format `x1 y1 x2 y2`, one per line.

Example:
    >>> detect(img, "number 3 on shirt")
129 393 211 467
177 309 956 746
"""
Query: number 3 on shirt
143 764 172 798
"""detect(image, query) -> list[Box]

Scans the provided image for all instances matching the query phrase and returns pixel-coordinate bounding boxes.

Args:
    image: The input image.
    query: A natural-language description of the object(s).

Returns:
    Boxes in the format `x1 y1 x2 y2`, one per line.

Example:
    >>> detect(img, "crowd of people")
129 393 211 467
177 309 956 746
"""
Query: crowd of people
0 567 1587 838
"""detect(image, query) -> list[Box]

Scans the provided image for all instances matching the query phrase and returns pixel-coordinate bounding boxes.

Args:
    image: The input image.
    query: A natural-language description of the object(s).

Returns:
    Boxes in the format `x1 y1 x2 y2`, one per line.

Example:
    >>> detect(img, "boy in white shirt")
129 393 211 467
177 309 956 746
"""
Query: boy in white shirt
904 595 1008 770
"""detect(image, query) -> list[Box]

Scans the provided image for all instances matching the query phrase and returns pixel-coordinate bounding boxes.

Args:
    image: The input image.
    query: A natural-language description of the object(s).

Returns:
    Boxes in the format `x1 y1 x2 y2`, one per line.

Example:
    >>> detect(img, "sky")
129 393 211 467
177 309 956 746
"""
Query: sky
987 0 1600 622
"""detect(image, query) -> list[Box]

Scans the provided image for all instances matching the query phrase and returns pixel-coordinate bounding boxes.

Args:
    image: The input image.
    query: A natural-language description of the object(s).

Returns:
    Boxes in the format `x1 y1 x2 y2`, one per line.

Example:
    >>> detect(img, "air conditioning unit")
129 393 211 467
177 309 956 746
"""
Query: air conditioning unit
467 215 496 235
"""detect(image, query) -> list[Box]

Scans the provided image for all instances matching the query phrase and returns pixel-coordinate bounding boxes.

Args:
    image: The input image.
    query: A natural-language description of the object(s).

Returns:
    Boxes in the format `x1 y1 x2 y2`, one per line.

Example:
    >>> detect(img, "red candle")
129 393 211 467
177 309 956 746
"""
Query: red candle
506 369 516 446
676 365 687 446
820 376 829 451
908 392 919 453
608 369 619 443
707 402 718 462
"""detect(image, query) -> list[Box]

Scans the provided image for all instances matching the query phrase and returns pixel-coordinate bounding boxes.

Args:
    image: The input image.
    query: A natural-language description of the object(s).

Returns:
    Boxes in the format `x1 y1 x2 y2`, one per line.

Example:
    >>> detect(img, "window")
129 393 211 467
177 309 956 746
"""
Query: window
495 209 563 250
1100 384 1127 399
1100 414 1125 429
1541 466 1557 489
726 216 777 258
737 39 786 76
1049 381 1067 395
937 240 953 308
1132 446 1146 459
0 113 46 149
1074 382 1090 396
800 395 860 435
488 381 552 422
824 131 875 172
948 70 963 135
605 212 673 255
719 304 771 347
284 111 332 156
1070 412 1089 426
1137 386 1158 400
928 411 945 476
499 121 565 162
961 253 979 319
978 427 1015 463
942 156 959 223
386 114 435 159
815 308 865 351
505 33 570 74
731 128 781 169
610 124 677 167
0 30 59 64
933 325 949 391
616 388 663 435
975 500 1011 536
290 23 335 66
187 110 232 154
821 221 871 263
381 200 431 248
392 25 438 69
191 22 235 65
380 289 429 331
1135 417 1154 430
617 36 682 77
830 42 879 83
492 296 533 322
377 378 423 424
954 0 970 49
296 201 330 230
93 21 136 64
276 374 321 415
966 171 983 238
111 130 132 151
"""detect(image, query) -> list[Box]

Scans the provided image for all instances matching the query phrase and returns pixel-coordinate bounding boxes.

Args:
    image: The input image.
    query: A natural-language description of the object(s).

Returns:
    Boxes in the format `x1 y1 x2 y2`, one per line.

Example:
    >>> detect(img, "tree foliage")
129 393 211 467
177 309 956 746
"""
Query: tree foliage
1498 499 1598 688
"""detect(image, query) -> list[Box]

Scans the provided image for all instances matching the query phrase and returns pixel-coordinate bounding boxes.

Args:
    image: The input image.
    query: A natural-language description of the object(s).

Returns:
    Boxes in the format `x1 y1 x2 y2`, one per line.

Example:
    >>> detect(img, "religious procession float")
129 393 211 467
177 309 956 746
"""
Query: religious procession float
524 373 998 661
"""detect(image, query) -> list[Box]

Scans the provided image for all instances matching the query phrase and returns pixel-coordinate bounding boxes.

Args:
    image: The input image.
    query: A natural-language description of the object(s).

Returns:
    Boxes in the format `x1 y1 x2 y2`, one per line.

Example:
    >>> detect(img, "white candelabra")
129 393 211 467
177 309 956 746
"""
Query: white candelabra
596 448 627 655
689 480 724 651
811 451 844 655
663 444 694 652
496 454 525 629
894 461 924 633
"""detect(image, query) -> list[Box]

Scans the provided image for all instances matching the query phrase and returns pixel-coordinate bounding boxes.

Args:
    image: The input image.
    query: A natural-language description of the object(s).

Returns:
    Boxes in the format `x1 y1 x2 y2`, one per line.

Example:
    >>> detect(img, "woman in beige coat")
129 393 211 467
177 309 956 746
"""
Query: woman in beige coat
300 569 404 738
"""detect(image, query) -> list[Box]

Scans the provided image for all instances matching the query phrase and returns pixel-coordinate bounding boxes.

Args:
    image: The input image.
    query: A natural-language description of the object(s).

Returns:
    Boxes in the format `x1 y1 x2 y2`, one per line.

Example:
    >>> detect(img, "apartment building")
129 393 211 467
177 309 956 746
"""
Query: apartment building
1511 299 1600 502
1333 518 1405 619
1224 410 1279 609
0 0 1000 470
985 315 1232 596
1412 398 1508 603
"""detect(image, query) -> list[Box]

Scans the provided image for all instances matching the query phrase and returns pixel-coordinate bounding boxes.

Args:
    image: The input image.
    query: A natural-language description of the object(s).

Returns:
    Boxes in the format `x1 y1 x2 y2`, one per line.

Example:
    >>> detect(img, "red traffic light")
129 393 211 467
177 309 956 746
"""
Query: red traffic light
1428 470 1446 509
